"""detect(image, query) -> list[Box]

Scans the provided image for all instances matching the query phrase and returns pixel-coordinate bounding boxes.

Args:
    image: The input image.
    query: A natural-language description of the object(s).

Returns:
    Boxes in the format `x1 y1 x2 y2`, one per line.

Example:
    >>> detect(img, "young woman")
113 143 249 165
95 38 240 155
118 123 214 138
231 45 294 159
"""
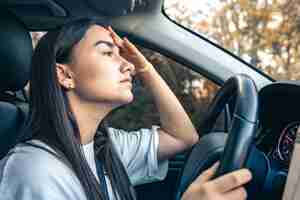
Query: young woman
0 18 251 200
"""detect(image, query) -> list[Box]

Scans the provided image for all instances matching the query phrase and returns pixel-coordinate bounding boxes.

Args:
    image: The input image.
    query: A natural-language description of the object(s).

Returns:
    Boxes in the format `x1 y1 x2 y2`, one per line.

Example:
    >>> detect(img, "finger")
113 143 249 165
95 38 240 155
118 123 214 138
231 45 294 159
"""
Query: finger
123 37 140 54
210 168 252 193
193 161 220 185
107 26 123 46
108 26 122 42
123 38 147 60
223 187 247 200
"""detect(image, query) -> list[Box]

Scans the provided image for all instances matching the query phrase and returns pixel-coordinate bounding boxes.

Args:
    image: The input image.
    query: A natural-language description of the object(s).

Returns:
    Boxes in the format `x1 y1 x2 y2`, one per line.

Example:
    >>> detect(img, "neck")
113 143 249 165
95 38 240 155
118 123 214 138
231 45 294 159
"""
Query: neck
67 92 116 145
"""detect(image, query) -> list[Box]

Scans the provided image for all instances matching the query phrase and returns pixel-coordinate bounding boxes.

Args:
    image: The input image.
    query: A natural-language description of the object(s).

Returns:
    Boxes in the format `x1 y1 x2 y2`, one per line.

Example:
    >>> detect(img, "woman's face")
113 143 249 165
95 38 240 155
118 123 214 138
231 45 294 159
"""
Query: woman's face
66 25 135 107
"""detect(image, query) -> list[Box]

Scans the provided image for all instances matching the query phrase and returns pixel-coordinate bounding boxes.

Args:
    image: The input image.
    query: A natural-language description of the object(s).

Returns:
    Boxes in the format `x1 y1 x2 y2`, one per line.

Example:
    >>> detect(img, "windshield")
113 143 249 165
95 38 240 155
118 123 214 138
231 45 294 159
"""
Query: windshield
164 0 300 81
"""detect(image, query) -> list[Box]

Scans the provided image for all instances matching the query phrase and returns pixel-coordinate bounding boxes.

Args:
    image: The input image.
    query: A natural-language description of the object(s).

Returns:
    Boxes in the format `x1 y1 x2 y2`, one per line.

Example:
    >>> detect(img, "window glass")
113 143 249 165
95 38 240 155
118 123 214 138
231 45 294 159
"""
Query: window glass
164 0 300 81
31 32 46 47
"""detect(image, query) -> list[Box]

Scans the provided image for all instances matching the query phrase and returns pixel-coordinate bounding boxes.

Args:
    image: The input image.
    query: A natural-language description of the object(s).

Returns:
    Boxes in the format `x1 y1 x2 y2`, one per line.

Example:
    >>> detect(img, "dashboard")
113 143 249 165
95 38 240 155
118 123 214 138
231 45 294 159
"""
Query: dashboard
256 81 300 169
268 121 299 167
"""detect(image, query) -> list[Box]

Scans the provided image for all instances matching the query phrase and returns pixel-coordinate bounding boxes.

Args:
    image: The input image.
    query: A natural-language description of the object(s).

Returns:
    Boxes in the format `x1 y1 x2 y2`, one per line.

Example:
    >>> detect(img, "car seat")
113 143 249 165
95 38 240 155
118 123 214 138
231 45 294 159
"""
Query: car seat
0 9 33 159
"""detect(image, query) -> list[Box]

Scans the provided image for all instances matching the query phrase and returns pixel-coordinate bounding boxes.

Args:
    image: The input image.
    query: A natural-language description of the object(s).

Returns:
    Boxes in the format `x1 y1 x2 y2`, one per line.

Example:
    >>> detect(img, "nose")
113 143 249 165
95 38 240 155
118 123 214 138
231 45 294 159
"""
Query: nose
120 56 135 75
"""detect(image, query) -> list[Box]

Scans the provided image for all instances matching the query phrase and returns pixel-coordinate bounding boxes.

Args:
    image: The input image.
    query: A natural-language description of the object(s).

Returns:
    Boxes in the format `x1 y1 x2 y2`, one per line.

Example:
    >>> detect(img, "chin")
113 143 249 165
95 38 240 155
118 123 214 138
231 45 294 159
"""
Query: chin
122 93 134 104
114 93 134 106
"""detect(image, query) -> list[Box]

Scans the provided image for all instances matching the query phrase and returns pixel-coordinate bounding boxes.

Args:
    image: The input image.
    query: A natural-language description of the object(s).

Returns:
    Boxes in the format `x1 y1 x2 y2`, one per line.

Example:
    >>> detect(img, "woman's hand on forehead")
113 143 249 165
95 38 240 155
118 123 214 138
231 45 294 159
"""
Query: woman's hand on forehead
108 26 152 74
107 26 123 48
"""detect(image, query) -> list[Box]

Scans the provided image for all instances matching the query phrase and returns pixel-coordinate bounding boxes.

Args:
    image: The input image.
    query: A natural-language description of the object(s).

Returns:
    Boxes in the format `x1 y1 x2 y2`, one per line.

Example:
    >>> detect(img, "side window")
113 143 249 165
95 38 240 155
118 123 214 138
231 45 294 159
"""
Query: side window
164 0 300 81
31 32 46 47
106 46 224 134
23 32 47 97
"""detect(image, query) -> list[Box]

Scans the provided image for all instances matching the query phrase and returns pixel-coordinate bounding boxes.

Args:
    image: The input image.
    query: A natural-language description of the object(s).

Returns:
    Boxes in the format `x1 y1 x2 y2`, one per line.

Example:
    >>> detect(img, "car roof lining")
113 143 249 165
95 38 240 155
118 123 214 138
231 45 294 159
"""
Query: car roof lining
1 0 154 30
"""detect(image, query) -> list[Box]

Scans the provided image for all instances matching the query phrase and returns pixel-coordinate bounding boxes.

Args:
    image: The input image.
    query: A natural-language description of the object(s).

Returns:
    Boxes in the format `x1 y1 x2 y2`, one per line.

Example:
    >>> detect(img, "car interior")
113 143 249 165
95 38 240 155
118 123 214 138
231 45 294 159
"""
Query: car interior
1 0 300 200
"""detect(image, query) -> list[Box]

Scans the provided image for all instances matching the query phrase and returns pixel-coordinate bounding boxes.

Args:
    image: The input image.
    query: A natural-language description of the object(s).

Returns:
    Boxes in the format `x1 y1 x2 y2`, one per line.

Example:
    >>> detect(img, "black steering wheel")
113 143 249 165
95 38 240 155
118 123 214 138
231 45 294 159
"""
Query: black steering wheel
176 74 259 199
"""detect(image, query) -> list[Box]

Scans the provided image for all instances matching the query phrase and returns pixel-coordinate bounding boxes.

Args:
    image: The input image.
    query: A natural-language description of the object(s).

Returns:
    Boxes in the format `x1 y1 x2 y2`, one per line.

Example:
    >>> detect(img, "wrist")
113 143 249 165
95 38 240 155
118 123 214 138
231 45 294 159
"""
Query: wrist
137 61 154 74
136 62 157 85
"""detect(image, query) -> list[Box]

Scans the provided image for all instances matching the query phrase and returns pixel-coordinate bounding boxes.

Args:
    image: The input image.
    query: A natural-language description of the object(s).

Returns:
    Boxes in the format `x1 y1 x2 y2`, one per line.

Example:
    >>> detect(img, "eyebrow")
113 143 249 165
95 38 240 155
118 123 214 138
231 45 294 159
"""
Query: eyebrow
94 40 117 49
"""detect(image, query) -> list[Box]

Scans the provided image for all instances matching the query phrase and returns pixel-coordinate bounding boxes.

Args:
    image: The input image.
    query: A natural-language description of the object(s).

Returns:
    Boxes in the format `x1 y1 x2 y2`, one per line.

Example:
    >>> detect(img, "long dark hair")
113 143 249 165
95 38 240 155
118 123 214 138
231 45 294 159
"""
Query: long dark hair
22 18 136 200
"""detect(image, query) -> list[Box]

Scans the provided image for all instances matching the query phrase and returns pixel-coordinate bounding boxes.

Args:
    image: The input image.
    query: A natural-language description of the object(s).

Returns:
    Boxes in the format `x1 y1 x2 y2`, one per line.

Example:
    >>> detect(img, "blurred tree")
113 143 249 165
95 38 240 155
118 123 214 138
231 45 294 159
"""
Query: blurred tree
165 0 300 80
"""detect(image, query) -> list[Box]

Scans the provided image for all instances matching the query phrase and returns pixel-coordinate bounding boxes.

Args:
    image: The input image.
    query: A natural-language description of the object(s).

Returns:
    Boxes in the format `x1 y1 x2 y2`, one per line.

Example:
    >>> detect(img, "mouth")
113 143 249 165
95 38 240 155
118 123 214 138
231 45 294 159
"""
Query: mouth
120 77 133 88
120 77 132 83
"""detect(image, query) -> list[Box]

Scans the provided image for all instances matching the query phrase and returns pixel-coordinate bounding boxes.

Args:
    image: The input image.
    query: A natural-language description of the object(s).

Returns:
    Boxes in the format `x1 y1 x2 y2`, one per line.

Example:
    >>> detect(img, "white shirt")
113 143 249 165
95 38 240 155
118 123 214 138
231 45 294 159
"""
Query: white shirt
0 126 169 200
82 141 99 182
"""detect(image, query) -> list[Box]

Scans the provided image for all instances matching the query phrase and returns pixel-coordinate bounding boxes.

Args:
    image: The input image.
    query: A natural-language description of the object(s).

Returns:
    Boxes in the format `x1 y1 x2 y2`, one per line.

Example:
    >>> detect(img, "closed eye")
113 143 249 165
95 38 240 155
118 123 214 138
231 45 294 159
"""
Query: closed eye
102 51 114 56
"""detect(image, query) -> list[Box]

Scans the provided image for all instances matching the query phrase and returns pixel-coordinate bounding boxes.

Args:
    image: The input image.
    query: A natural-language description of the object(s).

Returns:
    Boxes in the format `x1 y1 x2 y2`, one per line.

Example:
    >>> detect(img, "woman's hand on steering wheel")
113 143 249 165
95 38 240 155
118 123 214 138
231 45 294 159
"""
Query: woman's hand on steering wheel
182 162 252 200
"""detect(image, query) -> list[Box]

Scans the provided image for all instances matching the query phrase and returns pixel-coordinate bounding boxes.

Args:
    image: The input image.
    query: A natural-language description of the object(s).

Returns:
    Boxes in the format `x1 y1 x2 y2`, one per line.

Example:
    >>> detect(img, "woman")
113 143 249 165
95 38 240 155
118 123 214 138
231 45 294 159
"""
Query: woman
0 18 251 200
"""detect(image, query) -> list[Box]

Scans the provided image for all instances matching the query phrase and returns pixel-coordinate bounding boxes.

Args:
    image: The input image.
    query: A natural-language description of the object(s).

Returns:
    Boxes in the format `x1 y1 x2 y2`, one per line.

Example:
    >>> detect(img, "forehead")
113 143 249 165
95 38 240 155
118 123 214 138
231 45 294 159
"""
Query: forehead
71 25 115 59
83 25 113 44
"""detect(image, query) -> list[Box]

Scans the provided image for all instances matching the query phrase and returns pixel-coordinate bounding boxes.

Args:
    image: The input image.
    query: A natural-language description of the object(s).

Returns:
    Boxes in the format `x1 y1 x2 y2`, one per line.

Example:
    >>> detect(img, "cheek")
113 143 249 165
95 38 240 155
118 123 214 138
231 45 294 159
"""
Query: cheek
73 58 121 101
75 51 119 84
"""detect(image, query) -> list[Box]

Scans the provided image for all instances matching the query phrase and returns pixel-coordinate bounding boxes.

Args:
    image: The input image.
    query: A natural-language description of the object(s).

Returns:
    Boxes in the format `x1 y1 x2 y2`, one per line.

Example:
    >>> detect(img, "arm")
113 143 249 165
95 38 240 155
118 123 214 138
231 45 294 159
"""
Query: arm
139 63 199 161
108 27 199 161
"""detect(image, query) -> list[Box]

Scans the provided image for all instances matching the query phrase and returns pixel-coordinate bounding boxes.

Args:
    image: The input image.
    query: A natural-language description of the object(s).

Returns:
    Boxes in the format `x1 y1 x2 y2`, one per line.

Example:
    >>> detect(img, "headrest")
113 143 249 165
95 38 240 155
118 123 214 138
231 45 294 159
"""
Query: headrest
0 10 33 92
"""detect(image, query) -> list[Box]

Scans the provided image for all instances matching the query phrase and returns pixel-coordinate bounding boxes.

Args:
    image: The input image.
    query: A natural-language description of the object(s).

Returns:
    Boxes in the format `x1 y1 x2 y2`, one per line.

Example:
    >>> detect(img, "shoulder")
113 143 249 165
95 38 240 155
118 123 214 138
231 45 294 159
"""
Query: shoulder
2 140 72 178
107 126 160 145
0 140 85 199
107 126 161 152
105 127 169 186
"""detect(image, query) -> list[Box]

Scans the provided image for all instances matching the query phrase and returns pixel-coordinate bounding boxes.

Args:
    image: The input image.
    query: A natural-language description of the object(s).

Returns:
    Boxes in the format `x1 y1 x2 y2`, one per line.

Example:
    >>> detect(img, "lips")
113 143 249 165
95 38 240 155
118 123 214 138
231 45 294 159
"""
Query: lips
120 77 133 89
120 77 132 83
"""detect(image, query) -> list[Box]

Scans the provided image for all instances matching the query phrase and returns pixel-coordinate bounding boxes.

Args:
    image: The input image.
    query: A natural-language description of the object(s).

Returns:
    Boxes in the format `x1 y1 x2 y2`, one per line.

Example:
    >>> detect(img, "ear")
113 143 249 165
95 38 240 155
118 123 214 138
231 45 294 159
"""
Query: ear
56 63 75 89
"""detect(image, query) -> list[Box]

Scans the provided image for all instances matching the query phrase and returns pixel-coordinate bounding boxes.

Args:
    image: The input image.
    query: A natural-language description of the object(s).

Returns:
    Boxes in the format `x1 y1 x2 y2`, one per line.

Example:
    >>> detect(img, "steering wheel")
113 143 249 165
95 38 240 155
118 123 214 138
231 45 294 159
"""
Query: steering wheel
176 74 259 199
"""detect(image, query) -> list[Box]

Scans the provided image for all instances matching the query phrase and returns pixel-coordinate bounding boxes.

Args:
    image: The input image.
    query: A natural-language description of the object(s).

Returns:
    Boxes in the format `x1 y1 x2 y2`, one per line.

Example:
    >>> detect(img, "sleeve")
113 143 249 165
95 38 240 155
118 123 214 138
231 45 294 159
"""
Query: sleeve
0 149 87 200
108 125 169 186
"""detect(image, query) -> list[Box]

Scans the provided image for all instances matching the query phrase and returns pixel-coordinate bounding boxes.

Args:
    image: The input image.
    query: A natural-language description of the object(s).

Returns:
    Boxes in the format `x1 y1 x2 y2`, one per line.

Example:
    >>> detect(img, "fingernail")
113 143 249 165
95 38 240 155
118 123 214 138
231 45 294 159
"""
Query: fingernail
242 169 252 180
